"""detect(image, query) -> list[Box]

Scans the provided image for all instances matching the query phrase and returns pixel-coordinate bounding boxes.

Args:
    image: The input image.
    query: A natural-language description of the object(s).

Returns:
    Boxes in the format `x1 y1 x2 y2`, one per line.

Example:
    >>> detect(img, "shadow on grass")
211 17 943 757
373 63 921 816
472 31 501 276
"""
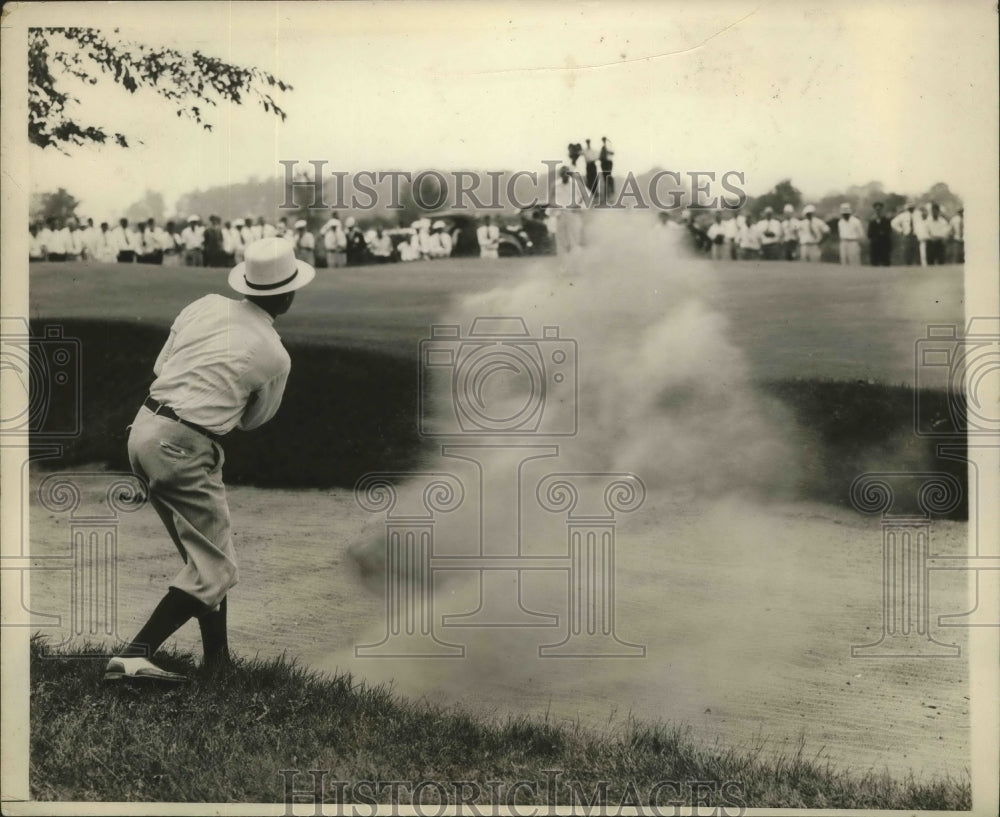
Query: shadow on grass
28 320 966 519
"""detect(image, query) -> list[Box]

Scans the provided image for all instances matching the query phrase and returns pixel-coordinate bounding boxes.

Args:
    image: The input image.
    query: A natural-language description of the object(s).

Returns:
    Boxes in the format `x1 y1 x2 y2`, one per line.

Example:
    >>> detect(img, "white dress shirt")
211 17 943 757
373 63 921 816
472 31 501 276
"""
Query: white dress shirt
738 223 762 250
949 214 963 241
837 215 865 241
758 217 782 245
45 228 70 254
890 210 916 236
149 295 291 435
795 216 829 244
925 215 952 240
181 225 205 250
111 225 136 253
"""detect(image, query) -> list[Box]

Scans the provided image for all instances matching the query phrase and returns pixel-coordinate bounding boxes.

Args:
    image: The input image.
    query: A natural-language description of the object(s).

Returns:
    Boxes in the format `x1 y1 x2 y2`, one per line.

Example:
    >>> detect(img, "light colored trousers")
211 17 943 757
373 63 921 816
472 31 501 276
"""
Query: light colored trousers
127 407 238 609
800 244 822 262
839 240 861 265
555 211 583 255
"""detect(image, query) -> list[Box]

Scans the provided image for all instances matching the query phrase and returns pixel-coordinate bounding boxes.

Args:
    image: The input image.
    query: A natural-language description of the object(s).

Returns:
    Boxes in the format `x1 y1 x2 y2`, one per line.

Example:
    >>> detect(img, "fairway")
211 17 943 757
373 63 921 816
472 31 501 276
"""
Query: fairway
29 255 963 384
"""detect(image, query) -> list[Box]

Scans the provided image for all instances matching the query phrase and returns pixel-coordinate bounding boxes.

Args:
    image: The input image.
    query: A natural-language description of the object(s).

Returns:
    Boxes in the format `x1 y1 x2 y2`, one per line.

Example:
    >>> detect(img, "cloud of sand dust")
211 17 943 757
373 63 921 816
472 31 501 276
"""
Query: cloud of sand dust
340 211 811 730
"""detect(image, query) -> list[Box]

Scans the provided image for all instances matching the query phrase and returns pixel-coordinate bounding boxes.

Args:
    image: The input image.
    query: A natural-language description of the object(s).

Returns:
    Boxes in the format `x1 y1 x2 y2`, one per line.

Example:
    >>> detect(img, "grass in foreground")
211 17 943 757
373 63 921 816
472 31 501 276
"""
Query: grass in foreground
30 637 970 809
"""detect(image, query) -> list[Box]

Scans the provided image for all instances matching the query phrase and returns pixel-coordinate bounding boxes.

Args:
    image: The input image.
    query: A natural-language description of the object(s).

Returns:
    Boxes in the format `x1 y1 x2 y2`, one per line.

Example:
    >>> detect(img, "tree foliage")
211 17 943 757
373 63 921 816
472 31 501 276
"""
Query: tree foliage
28 27 293 151
29 187 80 225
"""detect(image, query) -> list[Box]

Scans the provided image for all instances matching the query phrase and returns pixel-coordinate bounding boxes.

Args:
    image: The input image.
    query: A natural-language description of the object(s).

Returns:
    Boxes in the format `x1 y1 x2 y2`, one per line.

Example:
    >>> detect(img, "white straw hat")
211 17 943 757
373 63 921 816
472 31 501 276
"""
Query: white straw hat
228 237 315 296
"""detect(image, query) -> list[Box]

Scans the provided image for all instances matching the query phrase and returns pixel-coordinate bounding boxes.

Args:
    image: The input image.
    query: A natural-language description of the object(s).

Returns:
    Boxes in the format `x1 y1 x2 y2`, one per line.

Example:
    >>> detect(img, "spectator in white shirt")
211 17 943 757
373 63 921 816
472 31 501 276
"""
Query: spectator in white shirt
949 207 964 264
292 219 315 265
247 216 264 243
795 205 830 262
737 214 762 259
45 219 71 261
758 207 783 260
111 218 137 263
890 202 920 266
923 203 951 265
79 218 97 261
181 216 205 267
321 214 346 268
229 219 246 264
912 204 930 266
92 222 116 263
275 217 289 239
370 226 394 263
477 215 501 259
836 203 865 265
781 204 799 260
29 224 46 261
427 221 453 259
65 220 85 261
706 212 730 261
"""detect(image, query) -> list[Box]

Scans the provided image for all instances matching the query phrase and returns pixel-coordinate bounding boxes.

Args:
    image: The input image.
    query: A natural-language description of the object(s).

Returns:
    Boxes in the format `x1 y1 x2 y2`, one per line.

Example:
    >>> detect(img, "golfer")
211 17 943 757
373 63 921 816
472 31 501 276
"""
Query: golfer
105 237 315 683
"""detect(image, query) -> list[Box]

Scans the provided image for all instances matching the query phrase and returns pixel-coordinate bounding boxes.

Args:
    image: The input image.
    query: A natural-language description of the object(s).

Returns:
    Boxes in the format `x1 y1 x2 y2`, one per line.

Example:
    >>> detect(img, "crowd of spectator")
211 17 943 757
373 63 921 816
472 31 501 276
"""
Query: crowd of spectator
693 200 964 266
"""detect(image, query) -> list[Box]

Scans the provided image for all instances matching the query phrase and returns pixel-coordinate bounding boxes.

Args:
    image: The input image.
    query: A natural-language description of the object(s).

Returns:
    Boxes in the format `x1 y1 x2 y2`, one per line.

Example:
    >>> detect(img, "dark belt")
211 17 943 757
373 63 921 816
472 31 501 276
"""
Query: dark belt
143 396 223 444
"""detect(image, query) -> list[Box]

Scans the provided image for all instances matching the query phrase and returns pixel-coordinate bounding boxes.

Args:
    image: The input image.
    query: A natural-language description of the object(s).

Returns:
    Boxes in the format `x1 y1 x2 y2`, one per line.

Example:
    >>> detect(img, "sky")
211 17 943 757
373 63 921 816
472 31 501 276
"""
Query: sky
19 0 1000 220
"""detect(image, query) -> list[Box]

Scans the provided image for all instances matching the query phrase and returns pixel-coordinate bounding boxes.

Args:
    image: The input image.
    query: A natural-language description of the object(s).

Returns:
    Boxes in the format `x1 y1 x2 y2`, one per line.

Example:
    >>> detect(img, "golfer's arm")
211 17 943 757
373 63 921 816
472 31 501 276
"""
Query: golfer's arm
239 370 289 431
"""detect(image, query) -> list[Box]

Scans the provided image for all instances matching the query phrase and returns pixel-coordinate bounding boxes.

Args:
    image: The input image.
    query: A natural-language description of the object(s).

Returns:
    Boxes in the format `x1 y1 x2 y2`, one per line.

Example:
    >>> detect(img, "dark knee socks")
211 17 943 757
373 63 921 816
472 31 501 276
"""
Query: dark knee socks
198 596 230 668
123 587 208 658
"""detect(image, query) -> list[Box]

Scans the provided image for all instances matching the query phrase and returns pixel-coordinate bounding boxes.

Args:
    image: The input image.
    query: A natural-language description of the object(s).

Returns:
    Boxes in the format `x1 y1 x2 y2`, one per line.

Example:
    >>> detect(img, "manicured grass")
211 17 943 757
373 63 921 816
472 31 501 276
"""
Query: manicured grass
30 637 970 808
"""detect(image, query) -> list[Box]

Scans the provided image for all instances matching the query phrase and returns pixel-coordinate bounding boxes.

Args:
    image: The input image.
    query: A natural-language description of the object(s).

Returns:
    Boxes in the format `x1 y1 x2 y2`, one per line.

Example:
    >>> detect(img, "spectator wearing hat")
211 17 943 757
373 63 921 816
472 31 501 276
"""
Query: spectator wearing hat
758 207 782 260
181 216 205 267
795 205 829 262
292 219 315 266
890 202 920 266
106 236 315 685
112 217 137 263
867 202 892 266
923 203 951 266
836 203 864 265
949 207 964 264
781 204 799 260
427 221 453 259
